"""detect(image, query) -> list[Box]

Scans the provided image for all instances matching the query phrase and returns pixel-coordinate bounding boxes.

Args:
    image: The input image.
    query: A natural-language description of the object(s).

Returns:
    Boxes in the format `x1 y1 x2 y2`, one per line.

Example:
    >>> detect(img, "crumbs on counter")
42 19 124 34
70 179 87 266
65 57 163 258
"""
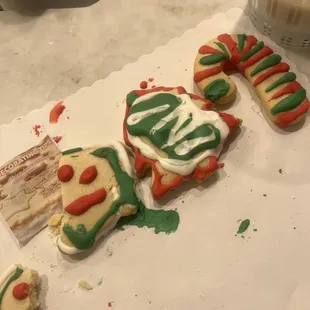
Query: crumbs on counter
78 280 93 291
279 168 283 174
237 219 250 234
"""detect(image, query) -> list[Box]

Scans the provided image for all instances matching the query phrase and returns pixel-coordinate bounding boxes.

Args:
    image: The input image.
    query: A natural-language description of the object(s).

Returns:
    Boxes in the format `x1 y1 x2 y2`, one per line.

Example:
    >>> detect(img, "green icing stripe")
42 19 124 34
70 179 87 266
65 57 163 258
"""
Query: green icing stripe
237 34 247 52
204 79 230 102
215 42 229 58
199 53 226 66
250 54 282 77
271 88 307 115
126 93 222 161
240 41 264 61
126 92 138 107
62 147 83 155
266 72 297 92
0 267 23 306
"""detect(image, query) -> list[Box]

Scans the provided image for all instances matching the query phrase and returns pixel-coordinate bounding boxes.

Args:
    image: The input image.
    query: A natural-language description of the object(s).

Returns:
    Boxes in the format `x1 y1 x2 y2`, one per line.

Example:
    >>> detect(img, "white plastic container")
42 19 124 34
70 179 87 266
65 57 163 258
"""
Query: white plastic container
248 0 310 48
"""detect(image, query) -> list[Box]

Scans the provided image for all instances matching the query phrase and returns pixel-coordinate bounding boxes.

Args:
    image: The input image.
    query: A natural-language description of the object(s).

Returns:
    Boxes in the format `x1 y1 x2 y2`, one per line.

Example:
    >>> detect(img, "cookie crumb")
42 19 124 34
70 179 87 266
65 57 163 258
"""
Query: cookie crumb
279 169 282 174
292 196 296 200
97 277 103 286
106 248 113 257
263 194 267 197
78 280 93 290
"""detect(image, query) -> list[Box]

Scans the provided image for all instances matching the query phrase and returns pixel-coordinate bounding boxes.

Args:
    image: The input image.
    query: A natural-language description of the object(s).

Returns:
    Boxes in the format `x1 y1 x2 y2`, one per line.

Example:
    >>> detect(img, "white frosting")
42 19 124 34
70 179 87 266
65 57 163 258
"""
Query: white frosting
126 92 230 175
0 264 19 288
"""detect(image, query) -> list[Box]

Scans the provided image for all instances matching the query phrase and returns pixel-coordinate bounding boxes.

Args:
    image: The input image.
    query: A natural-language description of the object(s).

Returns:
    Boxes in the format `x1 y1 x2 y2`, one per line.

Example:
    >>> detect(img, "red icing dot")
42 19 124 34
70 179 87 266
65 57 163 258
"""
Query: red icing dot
58 165 74 182
220 163 225 168
148 77 154 82
13 283 30 300
139 81 148 89
151 85 156 89
79 166 98 184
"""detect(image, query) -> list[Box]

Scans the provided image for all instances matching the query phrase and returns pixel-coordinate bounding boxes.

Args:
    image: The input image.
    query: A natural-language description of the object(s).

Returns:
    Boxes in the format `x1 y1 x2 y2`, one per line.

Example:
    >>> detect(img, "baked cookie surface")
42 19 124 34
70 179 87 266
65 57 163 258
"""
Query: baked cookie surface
57 142 139 255
194 34 309 127
0 265 39 310
123 86 241 199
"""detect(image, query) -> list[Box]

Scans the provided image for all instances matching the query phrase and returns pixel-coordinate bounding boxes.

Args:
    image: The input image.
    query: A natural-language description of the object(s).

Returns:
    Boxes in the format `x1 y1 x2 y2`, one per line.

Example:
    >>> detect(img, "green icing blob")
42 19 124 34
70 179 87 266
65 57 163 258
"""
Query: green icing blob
199 53 226 66
250 54 282 77
62 147 180 250
240 41 264 62
237 34 247 52
215 42 229 58
126 92 138 107
62 147 83 155
0 267 23 306
237 219 250 234
265 72 297 92
126 93 221 161
204 79 230 102
271 88 307 115
115 204 180 234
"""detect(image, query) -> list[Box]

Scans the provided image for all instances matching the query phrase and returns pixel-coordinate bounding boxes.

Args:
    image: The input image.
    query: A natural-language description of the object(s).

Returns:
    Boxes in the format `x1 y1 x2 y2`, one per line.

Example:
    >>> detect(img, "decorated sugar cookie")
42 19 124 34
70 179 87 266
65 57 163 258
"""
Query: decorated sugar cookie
0 265 40 310
194 33 309 127
123 86 242 199
57 142 140 255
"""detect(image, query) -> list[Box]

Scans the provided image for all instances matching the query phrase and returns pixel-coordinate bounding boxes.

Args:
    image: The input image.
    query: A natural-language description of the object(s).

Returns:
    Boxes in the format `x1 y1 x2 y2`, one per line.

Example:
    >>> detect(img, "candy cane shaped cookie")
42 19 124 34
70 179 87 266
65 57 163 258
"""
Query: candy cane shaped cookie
194 34 309 128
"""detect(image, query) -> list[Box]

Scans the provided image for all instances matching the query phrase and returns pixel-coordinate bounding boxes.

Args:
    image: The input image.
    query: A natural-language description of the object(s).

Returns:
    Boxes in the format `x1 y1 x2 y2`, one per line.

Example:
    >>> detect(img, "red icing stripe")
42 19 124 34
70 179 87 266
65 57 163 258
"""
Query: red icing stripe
239 46 273 72
253 63 290 87
245 35 258 51
218 34 237 54
65 188 107 215
218 112 242 135
189 93 213 109
134 86 186 97
276 100 310 128
194 66 223 83
269 81 302 101
199 45 221 54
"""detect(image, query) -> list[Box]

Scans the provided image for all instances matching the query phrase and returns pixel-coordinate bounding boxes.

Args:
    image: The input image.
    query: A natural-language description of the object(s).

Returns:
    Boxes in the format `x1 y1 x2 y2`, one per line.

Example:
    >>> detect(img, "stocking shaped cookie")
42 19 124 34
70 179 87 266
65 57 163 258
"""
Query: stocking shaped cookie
57 142 140 255
0 265 40 310
123 86 242 199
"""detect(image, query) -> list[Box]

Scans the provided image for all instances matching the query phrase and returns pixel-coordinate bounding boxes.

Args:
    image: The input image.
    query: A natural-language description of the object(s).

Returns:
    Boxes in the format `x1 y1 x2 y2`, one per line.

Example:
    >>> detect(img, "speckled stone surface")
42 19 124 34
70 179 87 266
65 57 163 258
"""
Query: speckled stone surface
0 0 309 124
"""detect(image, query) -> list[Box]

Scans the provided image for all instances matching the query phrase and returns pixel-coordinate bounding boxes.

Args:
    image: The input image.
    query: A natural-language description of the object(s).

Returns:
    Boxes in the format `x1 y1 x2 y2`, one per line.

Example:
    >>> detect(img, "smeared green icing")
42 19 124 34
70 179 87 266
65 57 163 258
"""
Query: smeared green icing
237 219 250 234
62 147 180 250
77 224 87 233
240 41 264 62
204 79 230 102
199 53 226 66
62 147 83 155
115 204 180 234
0 267 23 306
126 92 138 107
126 93 221 161
237 34 247 52
265 72 297 92
215 42 229 58
271 88 307 115
250 54 282 77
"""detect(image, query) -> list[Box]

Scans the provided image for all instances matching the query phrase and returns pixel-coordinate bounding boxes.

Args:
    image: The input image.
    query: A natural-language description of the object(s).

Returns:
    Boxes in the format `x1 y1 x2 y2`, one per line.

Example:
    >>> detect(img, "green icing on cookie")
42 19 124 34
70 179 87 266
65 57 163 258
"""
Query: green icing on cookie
0 267 23 306
126 92 138 107
240 41 264 62
265 72 297 92
237 34 247 52
250 54 282 77
199 53 226 66
62 147 83 155
203 79 230 102
271 88 307 115
215 42 229 58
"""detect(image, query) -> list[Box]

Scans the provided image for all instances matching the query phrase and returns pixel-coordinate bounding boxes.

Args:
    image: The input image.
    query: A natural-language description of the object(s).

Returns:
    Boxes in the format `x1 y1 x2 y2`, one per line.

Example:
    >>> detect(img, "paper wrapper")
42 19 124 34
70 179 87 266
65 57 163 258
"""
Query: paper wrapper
0 135 62 243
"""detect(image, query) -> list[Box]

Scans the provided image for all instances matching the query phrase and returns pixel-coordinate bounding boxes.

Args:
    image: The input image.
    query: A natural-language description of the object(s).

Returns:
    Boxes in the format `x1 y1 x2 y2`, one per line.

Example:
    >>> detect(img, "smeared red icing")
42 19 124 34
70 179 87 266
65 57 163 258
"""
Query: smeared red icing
269 81 302 101
79 166 98 184
198 45 221 55
65 188 107 215
253 63 290 87
58 165 74 182
139 81 148 89
53 136 62 144
276 100 310 128
49 101 65 124
194 66 223 83
239 46 273 72
32 125 42 137
13 283 30 300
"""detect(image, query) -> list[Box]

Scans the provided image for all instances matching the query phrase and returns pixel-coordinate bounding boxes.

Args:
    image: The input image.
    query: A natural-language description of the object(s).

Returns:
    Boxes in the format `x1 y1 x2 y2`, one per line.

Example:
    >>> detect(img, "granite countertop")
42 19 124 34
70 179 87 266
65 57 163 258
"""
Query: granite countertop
0 0 309 125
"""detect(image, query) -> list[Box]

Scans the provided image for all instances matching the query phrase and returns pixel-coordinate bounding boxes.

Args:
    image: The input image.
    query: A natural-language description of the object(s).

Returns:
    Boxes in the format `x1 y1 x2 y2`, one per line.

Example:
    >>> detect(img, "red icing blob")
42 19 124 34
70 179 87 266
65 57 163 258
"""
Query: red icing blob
65 188 107 215
139 81 148 89
269 81 301 101
13 283 30 300
49 101 65 124
58 165 74 182
79 166 98 184
194 66 223 83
